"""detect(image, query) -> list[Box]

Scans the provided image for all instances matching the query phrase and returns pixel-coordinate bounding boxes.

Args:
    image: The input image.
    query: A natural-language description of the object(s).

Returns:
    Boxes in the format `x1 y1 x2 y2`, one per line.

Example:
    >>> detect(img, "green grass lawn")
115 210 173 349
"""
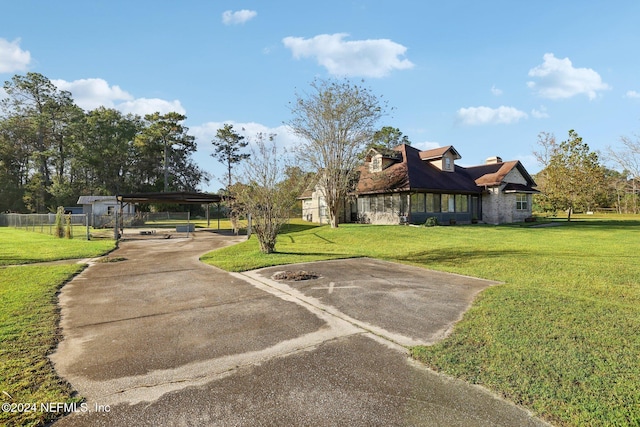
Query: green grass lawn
0 228 115 266
201 217 640 426
0 229 116 426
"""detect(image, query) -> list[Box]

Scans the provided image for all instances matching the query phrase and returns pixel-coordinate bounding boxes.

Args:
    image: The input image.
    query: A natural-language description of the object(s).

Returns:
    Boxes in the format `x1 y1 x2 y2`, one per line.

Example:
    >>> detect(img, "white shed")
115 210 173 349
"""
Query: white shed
77 196 135 226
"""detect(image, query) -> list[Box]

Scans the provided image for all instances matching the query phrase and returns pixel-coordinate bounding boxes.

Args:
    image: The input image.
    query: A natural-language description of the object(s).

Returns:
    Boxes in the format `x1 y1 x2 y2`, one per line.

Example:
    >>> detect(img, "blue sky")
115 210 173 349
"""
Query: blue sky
2 1 639 191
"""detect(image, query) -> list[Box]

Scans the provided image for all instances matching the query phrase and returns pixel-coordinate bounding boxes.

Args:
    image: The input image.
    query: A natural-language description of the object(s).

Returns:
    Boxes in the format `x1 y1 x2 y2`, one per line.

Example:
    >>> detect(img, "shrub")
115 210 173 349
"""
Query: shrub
424 217 438 227
54 206 65 238
65 214 72 239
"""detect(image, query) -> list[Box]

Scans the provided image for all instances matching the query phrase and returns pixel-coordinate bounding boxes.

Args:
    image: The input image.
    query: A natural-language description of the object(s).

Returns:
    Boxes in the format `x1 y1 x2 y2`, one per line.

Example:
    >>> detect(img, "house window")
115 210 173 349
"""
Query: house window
426 194 440 213
455 195 469 212
358 197 369 213
444 157 452 170
441 194 455 212
107 206 115 216
411 193 425 213
516 194 528 210
371 156 382 172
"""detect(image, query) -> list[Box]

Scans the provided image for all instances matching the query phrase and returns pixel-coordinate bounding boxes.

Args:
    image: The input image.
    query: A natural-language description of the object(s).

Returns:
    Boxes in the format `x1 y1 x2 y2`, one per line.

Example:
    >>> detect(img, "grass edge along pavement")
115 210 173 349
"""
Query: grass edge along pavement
201 217 640 427
1 229 116 427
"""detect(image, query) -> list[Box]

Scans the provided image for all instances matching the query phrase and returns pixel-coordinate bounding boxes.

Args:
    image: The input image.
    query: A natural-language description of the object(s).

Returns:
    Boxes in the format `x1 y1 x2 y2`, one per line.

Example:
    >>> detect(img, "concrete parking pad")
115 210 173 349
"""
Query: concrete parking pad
51 232 548 426
247 258 499 346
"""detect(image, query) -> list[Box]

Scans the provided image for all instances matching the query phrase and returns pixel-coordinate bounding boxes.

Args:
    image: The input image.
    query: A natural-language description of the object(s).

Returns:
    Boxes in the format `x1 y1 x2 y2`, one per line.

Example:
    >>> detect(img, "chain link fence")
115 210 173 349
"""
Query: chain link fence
2 211 205 240
0 213 93 240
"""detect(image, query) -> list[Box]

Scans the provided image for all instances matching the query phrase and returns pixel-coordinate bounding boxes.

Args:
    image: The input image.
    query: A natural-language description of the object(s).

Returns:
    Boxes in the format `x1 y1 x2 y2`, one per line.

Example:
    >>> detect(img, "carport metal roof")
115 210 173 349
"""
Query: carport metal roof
117 192 223 204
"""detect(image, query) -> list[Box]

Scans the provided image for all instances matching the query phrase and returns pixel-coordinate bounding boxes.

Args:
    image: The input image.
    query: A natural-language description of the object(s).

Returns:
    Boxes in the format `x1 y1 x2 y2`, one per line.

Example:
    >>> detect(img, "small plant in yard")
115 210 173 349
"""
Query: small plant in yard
424 217 438 227
65 214 72 239
55 206 65 238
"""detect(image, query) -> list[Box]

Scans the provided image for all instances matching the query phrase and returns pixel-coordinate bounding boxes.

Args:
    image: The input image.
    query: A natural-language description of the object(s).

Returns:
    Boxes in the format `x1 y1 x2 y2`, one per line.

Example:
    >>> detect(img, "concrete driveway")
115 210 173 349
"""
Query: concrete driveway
51 231 549 426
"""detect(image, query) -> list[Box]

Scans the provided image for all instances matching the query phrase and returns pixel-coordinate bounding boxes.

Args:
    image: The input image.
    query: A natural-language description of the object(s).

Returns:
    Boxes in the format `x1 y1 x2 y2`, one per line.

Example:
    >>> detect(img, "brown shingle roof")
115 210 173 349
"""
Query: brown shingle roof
418 145 461 160
306 144 537 198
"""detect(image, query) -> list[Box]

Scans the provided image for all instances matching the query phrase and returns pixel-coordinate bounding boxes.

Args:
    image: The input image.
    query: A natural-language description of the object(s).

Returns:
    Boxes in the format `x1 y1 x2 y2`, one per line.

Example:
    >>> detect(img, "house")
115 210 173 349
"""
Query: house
300 144 538 225
77 195 135 227
300 176 356 224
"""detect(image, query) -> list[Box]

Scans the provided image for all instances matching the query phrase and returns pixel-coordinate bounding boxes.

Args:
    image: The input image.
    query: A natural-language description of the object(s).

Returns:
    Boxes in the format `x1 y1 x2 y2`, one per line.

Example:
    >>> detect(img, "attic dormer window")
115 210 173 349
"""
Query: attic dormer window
370 156 382 172
445 157 452 170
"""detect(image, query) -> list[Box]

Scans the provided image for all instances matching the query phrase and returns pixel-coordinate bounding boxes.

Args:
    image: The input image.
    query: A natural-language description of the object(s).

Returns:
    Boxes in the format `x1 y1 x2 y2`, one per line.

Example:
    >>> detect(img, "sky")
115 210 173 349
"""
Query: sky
1 1 639 192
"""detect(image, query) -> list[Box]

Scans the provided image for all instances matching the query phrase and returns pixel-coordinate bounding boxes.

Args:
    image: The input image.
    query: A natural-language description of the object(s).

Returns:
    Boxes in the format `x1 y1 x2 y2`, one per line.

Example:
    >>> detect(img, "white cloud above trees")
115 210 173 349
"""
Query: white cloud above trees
282 33 414 78
0 38 31 73
52 78 185 116
222 9 257 25
117 98 186 116
625 90 640 99
192 121 297 152
52 78 132 110
456 106 528 125
527 53 610 100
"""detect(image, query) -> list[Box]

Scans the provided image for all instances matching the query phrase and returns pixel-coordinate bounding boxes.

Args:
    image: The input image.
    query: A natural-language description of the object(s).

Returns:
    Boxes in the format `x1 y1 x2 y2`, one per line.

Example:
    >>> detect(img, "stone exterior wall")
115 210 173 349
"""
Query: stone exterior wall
481 169 532 224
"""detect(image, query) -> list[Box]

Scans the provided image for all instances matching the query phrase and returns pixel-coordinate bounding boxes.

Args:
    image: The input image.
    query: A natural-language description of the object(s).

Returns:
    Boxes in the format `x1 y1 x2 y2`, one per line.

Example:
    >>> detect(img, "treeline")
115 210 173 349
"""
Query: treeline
533 130 640 216
0 72 207 213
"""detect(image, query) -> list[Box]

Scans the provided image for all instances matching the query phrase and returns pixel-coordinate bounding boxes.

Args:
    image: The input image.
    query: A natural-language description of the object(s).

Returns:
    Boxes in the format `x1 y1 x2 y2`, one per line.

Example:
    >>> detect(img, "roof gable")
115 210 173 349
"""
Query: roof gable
466 161 537 187
418 145 461 161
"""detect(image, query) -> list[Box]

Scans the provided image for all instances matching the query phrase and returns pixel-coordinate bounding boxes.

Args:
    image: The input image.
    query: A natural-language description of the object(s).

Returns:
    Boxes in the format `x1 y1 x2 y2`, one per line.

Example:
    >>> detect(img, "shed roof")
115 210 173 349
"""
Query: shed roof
117 192 223 204
77 195 117 204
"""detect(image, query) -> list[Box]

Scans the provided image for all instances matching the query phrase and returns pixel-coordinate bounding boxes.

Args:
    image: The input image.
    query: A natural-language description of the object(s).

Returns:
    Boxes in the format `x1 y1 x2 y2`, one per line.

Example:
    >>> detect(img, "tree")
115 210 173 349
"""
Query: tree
607 134 640 214
2 72 79 211
79 107 141 195
369 126 410 151
534 130 606 221
134 112 204 192
210 124 250 191
234 133 307 253
288 78 385 228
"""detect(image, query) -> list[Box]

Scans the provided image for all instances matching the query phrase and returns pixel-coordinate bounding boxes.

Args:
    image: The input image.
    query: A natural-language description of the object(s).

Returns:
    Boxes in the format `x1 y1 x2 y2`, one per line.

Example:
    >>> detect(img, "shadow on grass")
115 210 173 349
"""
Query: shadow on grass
560 219 640 229
397 248 531 265
279 222 324 234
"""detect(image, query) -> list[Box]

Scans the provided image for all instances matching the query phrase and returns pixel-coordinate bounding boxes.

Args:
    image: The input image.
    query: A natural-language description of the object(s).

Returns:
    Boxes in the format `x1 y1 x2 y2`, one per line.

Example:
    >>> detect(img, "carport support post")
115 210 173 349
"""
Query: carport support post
187 211 190 238
114 211 119 240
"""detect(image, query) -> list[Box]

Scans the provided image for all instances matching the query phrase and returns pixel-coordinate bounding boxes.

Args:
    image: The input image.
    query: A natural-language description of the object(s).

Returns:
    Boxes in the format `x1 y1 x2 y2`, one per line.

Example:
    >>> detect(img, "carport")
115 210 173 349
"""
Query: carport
116 192 224 238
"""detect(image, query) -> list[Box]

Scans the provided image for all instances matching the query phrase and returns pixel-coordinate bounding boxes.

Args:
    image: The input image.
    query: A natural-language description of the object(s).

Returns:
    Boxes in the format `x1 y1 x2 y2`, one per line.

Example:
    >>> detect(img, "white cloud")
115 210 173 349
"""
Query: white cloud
527 53 610 100
192 121 297 153
531 105 549 119
222 9 257 25
52 78 133 110
0 38 31 73
625 90 640 99
52 77 185 116
414 140 441 151
117 98 186 116
491 85 503 96
282 33 414 78
456 106 528 126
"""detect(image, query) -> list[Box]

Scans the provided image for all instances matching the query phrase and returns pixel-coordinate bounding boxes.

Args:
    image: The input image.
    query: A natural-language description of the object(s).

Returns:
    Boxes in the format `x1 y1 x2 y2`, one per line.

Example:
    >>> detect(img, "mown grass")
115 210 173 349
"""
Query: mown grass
0 228 115 266
0 229 116 426
201 217 640 426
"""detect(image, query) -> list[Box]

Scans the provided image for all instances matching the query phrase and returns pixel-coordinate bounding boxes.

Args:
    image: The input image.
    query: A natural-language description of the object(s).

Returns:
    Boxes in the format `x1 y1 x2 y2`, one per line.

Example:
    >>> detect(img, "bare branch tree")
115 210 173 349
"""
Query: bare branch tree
287 78 386 228
234 133 308 253
607 134 640 213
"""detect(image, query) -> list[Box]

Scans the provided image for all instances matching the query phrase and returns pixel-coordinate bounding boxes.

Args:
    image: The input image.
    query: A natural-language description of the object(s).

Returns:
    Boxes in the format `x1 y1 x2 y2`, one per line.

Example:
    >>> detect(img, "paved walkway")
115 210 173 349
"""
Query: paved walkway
51 231 550 426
